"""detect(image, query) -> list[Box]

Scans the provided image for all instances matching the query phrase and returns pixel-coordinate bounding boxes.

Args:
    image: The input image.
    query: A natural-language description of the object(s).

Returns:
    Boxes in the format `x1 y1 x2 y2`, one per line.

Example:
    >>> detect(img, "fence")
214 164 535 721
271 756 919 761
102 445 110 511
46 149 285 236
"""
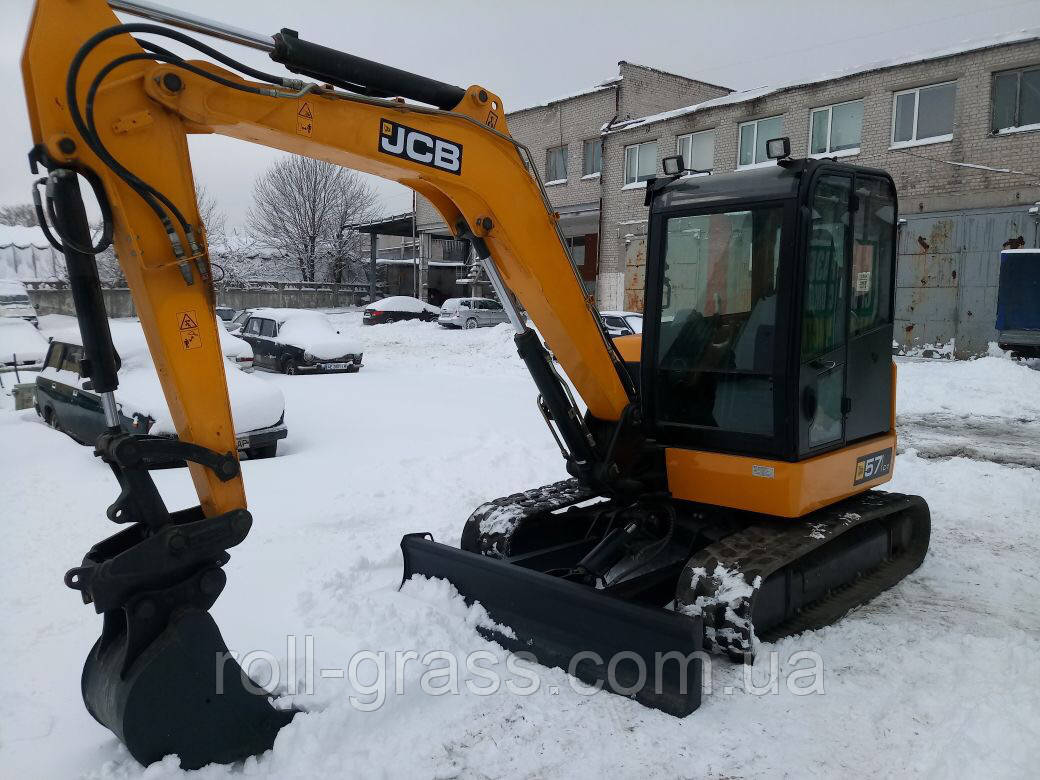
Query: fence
24 280 380 318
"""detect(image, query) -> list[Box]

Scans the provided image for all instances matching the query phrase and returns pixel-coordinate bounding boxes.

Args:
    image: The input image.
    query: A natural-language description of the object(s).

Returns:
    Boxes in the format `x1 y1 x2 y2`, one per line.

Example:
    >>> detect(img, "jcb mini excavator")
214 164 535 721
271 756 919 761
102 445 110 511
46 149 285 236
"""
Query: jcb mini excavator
22 0 930 769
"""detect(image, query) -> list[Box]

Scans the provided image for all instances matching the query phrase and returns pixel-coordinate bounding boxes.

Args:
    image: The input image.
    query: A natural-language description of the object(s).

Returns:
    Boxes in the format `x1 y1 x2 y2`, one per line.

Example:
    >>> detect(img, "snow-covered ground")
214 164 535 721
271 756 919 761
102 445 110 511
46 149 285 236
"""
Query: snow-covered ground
1 314 1038 778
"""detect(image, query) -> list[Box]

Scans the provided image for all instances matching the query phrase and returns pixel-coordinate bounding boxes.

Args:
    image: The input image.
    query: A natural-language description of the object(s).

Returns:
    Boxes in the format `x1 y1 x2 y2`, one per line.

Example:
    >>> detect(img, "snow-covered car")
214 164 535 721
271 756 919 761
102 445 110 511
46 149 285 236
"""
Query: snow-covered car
0 317 48 370
239 308 363 374
215 306 237 323
363 295 440 325
600 310 643 337
34 321 287 458
438 297 509 329
217 317 254 370
0 280 39 326
226 307 256 334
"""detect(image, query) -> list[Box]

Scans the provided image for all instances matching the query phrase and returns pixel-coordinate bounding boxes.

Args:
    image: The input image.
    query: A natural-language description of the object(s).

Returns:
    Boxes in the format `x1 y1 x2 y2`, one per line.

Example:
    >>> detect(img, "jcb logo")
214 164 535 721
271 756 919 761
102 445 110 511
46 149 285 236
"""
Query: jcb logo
379 119 462 175
854 448 892 485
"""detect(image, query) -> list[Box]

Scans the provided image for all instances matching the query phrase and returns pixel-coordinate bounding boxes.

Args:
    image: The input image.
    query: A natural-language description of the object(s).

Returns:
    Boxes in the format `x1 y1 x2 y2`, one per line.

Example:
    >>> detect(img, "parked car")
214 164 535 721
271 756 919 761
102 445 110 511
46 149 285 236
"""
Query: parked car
35 322 286 458
227 308 256 334
0 280 39 326
239 308 363 374
363 296 440 325
438 297 510 329
217 317 254 370
215 306 237 323
600 310 643 337
0 317 48 370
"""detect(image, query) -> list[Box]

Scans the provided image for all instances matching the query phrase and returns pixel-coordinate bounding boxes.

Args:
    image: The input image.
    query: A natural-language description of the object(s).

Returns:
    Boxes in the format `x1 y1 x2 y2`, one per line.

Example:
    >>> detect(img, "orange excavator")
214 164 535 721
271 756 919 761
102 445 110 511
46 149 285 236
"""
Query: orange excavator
22 0 929 768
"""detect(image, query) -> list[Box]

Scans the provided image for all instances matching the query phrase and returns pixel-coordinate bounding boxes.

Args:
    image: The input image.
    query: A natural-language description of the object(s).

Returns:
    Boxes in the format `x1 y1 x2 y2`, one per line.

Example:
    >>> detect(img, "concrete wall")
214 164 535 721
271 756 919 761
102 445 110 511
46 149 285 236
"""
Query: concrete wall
27 283 370 318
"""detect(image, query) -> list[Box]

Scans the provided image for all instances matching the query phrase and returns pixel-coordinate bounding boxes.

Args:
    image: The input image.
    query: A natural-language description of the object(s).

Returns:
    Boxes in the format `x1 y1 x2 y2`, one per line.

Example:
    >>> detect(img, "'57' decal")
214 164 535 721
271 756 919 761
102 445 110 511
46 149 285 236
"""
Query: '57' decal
854 448 892 485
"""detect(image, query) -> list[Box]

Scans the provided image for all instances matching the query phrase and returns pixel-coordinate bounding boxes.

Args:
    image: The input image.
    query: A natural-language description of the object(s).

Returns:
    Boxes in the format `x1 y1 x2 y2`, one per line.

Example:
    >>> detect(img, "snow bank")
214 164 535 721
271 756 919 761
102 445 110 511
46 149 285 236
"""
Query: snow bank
896 353 1040 420
366 296 440 314
0 318 47 364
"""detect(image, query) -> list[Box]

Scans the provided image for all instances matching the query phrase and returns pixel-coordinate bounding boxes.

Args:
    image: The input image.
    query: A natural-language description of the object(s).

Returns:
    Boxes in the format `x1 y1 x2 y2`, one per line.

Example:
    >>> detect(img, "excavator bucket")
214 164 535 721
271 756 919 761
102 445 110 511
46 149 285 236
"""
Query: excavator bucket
400 533 703 716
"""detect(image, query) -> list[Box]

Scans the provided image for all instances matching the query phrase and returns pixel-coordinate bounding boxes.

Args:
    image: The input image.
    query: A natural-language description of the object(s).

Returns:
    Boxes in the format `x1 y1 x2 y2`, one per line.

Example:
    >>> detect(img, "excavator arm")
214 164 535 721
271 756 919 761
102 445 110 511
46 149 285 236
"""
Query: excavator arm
23 0 633 518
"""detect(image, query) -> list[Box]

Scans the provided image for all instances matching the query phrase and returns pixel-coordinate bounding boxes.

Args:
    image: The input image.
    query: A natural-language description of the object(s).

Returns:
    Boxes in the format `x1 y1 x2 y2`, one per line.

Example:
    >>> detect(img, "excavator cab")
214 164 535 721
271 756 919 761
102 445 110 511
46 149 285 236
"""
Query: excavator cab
642 159 899 492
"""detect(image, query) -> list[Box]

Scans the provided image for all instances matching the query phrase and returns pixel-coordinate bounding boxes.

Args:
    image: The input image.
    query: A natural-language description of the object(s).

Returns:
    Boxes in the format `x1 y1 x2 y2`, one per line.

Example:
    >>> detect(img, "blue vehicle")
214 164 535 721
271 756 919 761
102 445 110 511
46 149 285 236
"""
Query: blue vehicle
996 248 1040 357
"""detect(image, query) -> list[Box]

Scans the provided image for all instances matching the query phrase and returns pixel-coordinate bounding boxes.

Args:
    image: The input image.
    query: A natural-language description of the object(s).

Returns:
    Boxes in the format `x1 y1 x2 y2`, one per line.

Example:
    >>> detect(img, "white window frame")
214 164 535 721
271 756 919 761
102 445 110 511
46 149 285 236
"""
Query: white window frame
623 141 658 188
736 116 783 169
991 65 1040 134
675 129 715 174
545 144 567 185
890 81 956 149
582 138 603 178
807 99 863 158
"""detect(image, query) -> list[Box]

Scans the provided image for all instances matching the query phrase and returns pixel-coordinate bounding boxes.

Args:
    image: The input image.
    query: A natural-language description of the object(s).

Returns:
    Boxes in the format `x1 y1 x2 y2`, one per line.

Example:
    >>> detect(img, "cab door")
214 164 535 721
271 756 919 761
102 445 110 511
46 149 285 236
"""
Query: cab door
798 173 852 455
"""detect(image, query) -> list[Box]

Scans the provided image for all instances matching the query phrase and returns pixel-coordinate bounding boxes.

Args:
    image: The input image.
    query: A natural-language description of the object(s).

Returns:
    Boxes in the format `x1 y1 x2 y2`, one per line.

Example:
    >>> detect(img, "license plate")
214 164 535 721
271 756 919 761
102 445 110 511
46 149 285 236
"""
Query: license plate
322 362 351 370
236 436 250 449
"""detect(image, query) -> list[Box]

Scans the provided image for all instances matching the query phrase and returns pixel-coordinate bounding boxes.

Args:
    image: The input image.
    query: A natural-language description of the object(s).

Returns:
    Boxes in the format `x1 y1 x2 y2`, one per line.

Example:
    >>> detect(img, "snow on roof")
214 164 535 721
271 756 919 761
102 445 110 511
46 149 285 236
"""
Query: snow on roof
0 224 51 249
248 307 327 322
366 295 440 314
610 27 1040 133
510 76 621 114
0 279 30 295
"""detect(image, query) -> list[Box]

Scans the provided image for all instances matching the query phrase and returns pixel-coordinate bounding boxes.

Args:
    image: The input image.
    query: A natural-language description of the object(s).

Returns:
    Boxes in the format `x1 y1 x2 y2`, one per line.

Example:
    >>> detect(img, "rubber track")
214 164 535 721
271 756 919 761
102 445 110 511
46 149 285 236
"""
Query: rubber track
677 491 930 660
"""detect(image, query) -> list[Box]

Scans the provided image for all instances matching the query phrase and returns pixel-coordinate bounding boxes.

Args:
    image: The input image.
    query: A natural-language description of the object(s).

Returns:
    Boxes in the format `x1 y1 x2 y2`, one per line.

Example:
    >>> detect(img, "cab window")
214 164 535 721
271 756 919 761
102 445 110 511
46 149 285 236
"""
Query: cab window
850 178 895 336
655 205 784 436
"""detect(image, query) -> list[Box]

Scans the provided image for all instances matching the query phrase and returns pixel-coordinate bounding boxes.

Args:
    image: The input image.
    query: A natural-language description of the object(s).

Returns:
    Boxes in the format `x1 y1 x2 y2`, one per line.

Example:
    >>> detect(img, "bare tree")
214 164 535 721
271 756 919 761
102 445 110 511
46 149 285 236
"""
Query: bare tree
247 156 380 283
0 203 39 227
194 182 226 249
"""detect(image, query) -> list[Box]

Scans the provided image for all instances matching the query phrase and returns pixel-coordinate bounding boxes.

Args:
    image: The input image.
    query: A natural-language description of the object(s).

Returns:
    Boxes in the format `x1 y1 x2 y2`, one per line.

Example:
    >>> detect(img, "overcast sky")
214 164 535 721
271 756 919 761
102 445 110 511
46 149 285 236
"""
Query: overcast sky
3 0 1039 230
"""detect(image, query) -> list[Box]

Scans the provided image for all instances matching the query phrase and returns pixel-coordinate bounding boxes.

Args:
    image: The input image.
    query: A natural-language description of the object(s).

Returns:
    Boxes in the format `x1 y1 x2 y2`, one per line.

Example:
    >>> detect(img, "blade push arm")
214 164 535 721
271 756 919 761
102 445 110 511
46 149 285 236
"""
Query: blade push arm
22 0 633 518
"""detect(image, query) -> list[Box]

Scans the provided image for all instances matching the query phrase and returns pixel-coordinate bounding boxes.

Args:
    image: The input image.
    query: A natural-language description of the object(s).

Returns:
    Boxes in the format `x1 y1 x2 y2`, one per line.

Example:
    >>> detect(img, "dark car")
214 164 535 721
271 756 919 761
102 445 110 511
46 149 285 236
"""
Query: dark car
239 308 363 374
363 296 440 325
215 306 237 322
35 335 287 458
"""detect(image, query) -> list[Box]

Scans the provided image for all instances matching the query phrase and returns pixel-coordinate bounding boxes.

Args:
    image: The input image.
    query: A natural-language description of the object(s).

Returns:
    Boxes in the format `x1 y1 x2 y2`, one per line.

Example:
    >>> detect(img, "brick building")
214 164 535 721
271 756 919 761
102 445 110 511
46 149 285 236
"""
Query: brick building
418 32 1040 355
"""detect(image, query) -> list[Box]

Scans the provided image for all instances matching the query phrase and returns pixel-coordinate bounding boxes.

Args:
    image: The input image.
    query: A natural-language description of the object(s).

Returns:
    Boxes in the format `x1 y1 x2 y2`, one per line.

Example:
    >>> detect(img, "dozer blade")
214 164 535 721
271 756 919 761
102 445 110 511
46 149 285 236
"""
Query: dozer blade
401 533 703 717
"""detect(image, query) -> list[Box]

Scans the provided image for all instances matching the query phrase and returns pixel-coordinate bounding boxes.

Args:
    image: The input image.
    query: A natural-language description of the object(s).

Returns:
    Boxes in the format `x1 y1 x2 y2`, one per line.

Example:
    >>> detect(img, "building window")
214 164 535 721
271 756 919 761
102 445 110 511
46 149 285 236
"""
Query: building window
582 139 602 176
737 116 782 168
809 99 863 156
545 145 567 183
891 81 956 147
624 141 657 186
676 129 714 172
992 65 1040 133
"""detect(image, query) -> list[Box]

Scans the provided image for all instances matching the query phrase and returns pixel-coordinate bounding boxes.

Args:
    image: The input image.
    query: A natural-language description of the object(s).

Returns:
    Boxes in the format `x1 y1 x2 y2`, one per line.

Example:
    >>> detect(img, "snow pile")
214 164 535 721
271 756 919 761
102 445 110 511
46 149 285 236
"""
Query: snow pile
366 296 440 315
0 318 47 364
216 318 252 361
896 353 1040 420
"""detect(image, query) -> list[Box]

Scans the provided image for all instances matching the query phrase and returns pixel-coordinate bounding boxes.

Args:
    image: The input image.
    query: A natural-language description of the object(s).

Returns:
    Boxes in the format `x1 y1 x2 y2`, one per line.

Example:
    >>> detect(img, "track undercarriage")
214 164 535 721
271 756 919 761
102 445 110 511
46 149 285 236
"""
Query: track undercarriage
403 479 930 714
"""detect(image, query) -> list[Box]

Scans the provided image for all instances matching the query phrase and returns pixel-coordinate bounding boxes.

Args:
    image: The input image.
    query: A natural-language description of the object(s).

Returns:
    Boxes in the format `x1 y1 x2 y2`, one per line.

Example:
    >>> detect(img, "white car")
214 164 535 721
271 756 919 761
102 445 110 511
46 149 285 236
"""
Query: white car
600 310 643 337
0 317 48 371
35 320 287 458
217 317 254 370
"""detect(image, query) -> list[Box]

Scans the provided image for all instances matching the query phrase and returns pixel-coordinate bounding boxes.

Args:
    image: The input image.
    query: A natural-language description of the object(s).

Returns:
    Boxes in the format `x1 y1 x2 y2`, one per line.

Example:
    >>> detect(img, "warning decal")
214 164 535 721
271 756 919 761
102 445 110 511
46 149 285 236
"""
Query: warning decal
297 101 313 137
176 310 202 351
